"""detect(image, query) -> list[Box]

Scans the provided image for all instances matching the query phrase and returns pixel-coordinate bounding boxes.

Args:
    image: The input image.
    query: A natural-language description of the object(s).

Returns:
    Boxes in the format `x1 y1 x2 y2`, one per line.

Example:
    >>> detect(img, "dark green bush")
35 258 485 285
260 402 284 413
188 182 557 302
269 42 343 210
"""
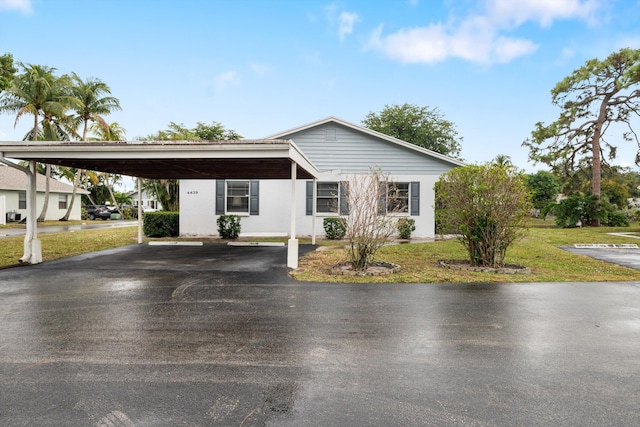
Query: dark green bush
143 211 179 237
217 215 241 239
323 217 347 240
545 195 630 228
605 211 630 227
397 218 416 239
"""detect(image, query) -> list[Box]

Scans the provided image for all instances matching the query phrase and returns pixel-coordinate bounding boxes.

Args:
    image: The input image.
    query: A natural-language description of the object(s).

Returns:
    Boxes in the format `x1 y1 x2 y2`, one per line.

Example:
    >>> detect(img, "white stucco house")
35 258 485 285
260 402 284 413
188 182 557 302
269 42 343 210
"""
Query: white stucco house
179 117 464 239
0 164 88 222
127 189 162 211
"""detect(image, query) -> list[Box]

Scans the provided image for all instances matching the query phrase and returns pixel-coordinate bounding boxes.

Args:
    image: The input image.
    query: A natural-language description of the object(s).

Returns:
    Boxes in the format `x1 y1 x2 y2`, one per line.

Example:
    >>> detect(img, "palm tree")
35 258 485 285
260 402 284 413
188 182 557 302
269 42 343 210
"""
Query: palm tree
89 122 127 213
0 63 75 221
58 75 121 220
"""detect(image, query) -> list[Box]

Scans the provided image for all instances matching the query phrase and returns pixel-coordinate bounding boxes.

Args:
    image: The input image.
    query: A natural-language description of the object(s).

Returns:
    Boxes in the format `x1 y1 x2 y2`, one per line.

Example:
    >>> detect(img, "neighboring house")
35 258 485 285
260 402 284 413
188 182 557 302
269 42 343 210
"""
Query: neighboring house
0 165 89 222
179 117 464 239
127 189 162 211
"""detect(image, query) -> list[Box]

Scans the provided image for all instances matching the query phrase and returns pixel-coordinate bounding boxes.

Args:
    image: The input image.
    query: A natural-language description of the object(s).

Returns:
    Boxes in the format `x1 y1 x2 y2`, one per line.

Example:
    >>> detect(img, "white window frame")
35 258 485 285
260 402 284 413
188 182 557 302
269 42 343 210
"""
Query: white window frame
226 180 250 215
58 194 68 210
316 182 340 215
386 182 410 215
18 191 27 209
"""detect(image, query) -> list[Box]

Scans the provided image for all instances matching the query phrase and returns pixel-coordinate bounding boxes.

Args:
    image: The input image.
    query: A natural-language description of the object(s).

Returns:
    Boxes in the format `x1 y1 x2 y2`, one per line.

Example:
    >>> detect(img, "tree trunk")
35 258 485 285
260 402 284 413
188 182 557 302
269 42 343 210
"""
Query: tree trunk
37 163 50 222
105 174 121 213
591 96 612 227
60 169 80 221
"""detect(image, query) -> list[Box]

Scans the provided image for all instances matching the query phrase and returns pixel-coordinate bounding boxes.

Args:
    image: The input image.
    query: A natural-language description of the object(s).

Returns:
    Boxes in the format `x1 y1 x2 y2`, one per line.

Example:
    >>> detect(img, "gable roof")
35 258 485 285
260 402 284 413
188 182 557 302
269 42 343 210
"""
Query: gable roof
266 116 466 168
0 165 89 194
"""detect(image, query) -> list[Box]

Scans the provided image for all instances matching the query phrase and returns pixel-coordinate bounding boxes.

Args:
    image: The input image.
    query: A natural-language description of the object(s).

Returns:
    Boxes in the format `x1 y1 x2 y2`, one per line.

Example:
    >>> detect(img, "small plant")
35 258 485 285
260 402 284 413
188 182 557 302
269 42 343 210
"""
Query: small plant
397 218 416 240
217 214 241 239
323 217 347 240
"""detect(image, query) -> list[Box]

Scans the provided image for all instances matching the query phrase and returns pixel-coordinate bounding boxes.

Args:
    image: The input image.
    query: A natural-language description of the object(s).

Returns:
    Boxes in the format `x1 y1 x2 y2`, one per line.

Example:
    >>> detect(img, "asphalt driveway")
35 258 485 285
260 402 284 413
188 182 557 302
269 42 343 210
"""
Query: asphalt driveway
1 243 639 426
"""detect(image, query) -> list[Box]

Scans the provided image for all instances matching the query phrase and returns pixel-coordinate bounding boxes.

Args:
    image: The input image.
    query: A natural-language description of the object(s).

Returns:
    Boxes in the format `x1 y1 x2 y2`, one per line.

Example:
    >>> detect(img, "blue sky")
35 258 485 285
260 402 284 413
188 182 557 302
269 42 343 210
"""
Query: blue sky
1 0 640 173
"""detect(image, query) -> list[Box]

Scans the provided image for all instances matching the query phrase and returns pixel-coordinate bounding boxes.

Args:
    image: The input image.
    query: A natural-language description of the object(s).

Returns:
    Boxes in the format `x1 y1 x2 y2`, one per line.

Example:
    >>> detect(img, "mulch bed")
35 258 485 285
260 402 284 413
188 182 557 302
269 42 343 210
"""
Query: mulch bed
438 259 531 274
331 261 401 276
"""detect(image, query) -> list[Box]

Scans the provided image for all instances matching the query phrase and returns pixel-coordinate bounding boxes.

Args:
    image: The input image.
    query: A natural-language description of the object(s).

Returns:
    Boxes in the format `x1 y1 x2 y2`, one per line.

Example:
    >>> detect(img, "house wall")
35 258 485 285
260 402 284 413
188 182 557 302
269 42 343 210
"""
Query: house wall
0 189 83 221
179 173 439 238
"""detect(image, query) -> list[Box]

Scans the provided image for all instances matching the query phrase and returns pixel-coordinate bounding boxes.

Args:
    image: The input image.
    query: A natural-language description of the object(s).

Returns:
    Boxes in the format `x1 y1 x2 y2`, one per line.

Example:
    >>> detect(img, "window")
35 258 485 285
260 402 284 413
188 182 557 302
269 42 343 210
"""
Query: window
387 182 409 213
18 191 26 209
58 194 68 210
216 180 259 216
317 182 339 213
226 181 250 213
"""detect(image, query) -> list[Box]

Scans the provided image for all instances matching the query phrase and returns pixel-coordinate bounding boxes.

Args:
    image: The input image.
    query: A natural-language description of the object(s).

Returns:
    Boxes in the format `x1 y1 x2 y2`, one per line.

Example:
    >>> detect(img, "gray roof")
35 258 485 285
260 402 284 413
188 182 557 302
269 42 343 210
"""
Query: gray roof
0 165 89 194
266 116 466 168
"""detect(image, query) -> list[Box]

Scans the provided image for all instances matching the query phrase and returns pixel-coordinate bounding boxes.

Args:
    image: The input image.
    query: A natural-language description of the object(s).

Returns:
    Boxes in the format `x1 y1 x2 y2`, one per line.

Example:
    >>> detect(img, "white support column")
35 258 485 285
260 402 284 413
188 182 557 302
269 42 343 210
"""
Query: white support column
311 177 317 245
137 177 143 244
0 195 6 225
287 160 299 269
23 160 41 264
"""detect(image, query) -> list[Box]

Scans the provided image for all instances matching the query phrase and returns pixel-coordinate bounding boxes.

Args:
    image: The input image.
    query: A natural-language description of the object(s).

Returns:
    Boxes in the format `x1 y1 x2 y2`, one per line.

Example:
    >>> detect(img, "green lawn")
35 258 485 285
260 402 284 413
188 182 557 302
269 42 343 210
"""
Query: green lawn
292 222 640 283
2 221 640 283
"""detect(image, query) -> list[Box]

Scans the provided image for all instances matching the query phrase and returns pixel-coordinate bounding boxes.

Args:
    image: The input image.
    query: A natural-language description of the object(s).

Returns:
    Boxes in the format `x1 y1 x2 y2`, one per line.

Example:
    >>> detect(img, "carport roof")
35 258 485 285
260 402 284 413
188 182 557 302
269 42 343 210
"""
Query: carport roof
0 139 319 180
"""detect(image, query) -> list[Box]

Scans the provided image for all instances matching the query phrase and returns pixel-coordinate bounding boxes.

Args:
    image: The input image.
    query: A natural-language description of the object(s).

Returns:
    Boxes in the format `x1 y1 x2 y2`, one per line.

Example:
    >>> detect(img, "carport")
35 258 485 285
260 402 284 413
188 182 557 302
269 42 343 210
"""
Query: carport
0 139 319 268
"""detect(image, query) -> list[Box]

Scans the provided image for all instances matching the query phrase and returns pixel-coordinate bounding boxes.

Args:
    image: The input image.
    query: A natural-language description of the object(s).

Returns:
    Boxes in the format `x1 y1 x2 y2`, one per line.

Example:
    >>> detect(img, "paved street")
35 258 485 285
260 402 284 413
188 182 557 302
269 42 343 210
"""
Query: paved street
1 244 639 426
0 220 139 238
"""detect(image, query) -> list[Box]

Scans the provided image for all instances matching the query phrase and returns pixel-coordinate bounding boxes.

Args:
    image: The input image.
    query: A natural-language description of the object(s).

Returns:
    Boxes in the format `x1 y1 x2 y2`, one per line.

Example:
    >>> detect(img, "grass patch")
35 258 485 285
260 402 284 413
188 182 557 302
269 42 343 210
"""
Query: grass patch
0 226 139 267
292 223 640 283
0 220 87 229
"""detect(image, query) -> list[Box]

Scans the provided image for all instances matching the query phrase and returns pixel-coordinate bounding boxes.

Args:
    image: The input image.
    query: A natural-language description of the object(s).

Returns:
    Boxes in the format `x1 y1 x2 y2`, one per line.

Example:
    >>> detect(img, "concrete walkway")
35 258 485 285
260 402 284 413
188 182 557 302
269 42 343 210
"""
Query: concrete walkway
1 244 639 426
0 220 138 237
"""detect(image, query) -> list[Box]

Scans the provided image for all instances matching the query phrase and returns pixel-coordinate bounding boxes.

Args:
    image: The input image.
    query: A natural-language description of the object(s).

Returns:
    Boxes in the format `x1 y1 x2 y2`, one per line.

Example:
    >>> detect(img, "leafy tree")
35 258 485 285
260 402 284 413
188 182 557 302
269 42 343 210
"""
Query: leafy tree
59 74 121 220
523 48 640 226
141 121 243 211
492 154 514 169
544 195 629 228
0 63 76 221
435 164 532 268
362 103 463 158
526 170 560 210
89 122 127 213
0 53 16 93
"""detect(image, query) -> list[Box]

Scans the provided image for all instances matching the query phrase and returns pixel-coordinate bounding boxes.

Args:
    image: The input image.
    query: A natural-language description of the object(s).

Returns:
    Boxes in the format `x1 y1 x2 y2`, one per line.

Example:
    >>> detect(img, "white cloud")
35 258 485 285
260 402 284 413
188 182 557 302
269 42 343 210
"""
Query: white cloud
249 62 272 76
214 71 239 92
0 0 32 14
338 11 360 41
367 0 599 64
325 3 359 41
486 0 600 27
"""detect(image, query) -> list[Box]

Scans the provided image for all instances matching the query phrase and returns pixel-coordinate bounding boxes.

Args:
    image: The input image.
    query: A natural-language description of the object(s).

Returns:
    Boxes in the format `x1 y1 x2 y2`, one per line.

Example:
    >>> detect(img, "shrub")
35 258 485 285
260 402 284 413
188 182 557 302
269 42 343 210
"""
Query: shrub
217 215 241 239
605 211 630 227
435 164 532 268
342 170 399 270
397 218 416 239
122 207 138 220
143 211 179 237
545 195 630 228
323 217 347 240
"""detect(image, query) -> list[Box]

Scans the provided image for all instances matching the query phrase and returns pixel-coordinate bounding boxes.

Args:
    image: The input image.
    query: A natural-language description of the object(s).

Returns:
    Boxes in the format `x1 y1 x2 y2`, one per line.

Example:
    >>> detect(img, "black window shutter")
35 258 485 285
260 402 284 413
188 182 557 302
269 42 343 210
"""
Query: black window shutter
306 181 313 216
410 181 420 216
340 181 349 215
250 180 259 215
215 180 225 215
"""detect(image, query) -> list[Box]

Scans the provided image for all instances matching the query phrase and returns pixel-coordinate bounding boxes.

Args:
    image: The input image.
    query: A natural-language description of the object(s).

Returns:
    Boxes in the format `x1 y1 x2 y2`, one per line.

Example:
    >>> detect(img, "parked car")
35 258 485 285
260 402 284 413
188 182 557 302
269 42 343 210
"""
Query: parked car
83 205 113 220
